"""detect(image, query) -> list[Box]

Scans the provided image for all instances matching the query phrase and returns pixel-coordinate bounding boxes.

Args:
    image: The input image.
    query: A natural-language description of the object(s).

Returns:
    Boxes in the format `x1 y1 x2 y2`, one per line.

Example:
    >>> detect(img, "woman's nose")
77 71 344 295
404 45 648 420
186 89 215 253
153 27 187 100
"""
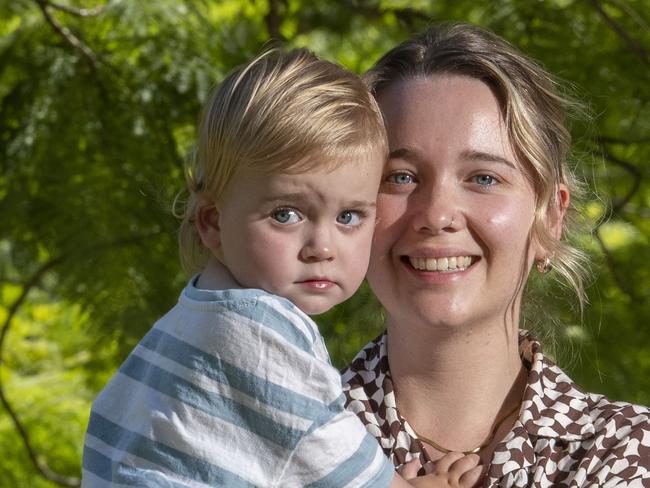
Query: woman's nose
410 185 461 234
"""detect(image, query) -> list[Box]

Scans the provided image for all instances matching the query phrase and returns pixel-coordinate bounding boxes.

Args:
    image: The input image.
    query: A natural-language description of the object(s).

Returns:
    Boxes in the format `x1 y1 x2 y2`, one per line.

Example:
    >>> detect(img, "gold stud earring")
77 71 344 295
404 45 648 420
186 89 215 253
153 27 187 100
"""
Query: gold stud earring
536 256 552 274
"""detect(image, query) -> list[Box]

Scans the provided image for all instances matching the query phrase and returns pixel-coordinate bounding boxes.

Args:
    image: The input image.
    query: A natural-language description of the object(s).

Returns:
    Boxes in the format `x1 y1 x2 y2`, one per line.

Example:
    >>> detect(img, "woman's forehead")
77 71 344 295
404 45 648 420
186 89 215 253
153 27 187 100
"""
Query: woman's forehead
379 76 514 158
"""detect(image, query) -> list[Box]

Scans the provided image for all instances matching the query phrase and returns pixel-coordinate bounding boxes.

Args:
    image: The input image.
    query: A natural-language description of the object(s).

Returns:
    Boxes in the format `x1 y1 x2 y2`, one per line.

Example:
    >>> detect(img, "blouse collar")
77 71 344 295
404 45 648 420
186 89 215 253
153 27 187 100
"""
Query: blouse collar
342 331 596 482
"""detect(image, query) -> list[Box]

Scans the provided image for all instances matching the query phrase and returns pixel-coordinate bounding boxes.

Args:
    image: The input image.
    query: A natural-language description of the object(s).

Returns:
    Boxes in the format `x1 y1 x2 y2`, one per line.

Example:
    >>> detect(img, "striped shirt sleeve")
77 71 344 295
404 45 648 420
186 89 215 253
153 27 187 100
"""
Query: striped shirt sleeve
82 287 393 487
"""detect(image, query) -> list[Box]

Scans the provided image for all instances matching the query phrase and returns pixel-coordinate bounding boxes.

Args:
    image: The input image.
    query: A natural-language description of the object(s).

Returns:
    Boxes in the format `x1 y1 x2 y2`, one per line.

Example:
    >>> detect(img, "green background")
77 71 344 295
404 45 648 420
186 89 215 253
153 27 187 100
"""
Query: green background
1 0 648 485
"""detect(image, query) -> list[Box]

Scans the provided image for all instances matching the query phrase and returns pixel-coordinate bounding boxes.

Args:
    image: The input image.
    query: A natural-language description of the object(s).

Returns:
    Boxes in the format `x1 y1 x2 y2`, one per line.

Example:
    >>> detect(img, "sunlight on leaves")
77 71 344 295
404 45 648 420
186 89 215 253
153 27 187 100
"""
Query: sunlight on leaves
599 221 645 250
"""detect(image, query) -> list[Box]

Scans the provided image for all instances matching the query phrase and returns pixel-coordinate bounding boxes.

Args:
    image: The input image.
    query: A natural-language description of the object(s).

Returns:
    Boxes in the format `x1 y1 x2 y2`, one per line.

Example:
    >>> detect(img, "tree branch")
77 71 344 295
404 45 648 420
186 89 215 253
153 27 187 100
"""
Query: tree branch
589 0 650 67
45 1 106 17
596 135 650 145
0 257 80 487
610 0 650 33
589 136 643 301
390 6 432 26
597 146 642 214
0 230 168 484
342 2 432 27
33 0 98 69
593 231 639 301
265 0 287 41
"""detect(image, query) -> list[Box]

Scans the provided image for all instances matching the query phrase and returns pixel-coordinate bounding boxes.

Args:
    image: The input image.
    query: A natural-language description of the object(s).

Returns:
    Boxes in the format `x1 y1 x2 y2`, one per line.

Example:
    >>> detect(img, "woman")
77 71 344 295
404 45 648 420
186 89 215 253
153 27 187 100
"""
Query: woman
341 23 650 486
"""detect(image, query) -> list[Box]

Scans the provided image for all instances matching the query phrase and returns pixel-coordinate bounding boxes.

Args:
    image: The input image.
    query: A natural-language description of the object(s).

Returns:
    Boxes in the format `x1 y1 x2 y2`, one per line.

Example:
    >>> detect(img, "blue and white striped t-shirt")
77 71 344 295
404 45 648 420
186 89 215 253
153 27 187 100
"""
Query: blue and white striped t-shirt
82 283 394 487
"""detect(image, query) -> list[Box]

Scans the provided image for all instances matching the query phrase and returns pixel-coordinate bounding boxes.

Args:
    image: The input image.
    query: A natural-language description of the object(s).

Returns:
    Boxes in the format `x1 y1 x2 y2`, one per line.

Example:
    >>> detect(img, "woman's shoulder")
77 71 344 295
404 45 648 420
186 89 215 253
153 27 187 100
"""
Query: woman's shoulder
524 333 650 437
586 390 650 420
530 338 650 445
585 390 650 446
503 334 650 483
340 332 387 389
575 391 650 483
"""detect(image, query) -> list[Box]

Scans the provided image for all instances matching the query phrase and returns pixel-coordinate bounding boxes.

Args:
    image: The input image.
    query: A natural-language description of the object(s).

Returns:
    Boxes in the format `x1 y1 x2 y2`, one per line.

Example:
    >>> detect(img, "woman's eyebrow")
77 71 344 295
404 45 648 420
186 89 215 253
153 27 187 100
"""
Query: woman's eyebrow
462 149 516 169
388 147 417 160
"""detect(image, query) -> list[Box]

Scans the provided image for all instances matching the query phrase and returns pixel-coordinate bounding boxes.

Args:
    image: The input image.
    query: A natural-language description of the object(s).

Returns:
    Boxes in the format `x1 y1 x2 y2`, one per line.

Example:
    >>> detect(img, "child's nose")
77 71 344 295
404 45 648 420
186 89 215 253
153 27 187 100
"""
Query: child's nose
299 234 334 262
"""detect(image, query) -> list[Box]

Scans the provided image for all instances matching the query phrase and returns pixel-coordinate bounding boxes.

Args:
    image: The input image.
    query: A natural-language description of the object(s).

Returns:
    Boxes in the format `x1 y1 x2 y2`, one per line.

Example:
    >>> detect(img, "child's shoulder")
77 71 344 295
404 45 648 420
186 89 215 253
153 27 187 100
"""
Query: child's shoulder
171 281 327 355
181 282 303 316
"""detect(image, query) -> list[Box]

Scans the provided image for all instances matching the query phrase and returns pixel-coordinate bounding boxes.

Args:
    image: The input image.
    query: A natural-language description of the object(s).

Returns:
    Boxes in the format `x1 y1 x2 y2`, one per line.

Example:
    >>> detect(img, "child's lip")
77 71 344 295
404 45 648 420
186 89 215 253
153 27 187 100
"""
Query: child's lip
298 276 334 282
296 278 337 289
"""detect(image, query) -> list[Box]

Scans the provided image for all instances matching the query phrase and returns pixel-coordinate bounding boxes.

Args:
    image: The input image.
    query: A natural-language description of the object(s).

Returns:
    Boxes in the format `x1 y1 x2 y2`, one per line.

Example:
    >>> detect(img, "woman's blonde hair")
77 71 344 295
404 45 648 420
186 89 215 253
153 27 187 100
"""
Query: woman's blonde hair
178 48 387 274
364 22 590 313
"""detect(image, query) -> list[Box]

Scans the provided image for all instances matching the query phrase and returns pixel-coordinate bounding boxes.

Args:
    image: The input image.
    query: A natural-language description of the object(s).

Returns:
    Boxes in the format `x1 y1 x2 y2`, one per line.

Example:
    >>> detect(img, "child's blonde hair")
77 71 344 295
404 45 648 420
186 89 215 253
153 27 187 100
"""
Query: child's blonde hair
178 48 387 275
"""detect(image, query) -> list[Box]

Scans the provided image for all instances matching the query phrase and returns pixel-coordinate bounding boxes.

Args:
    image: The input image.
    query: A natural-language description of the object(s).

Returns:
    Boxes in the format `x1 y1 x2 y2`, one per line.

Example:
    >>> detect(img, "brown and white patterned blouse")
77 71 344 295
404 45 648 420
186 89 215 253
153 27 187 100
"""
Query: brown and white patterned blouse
341 332 650 487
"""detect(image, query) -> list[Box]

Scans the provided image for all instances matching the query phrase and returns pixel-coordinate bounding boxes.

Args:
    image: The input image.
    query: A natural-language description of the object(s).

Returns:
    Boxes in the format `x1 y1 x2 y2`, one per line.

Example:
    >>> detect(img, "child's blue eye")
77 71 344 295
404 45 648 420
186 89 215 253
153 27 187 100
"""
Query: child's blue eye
272 208 301 224
336 210 362 226
386 172 414 185
474 175 498 186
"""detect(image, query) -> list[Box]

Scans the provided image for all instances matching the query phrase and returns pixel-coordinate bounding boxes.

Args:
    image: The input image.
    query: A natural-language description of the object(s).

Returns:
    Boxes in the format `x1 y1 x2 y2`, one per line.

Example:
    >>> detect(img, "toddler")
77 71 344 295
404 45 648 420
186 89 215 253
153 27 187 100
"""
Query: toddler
82 49 481 487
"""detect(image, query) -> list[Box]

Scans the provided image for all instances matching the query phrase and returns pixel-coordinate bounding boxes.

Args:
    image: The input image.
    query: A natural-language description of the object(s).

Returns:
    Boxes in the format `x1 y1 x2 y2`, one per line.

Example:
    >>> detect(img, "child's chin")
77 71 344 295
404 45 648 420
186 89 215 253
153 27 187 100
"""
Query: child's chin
296 298 338 316
302 305 331 316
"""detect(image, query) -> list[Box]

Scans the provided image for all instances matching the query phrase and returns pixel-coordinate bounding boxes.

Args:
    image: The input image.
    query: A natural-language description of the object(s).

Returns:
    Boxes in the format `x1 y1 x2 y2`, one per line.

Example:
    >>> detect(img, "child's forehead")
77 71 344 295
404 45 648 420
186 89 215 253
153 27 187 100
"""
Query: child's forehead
217 147 385 206
274 147 386 175
228 155 383 202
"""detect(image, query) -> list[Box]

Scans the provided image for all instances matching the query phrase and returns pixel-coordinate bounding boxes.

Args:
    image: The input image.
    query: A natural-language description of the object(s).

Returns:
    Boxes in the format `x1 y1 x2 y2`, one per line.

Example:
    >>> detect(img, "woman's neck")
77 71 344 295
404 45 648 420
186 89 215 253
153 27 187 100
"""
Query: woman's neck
387 317 522 381
386 316 525 458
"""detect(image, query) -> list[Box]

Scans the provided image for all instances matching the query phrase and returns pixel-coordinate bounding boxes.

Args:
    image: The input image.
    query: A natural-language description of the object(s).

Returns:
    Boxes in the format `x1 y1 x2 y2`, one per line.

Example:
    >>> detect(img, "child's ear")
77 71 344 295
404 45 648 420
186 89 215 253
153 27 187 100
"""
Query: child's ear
195 197 222 253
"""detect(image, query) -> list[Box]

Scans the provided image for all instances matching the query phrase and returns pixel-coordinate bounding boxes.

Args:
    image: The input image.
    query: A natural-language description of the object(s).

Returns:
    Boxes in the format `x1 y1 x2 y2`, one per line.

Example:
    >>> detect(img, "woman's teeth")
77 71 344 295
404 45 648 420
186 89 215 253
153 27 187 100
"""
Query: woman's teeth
408 256 473 271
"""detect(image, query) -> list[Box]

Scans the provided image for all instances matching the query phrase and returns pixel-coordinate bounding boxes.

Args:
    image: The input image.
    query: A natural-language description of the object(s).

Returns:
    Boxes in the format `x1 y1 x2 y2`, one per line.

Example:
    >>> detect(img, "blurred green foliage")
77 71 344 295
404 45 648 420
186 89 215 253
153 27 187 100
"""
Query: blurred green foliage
0 0 648 485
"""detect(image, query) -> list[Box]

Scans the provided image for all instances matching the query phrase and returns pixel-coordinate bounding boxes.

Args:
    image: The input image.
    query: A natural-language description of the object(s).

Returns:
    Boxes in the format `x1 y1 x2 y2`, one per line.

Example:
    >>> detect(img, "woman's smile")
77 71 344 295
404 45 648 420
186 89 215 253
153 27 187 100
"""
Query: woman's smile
404 255 476 272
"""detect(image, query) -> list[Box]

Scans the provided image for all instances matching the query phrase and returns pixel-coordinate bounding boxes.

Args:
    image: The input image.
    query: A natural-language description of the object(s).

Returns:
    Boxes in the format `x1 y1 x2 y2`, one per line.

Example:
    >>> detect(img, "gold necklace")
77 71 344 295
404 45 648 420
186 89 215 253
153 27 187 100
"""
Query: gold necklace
409 402 521 455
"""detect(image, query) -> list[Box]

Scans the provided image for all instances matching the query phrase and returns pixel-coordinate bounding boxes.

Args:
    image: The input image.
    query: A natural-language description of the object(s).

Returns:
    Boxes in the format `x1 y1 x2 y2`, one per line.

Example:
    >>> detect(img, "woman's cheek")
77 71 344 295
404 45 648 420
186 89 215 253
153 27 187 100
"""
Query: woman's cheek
375 193 408 229
482 201 537 254
486 211 513 228
482 191 535 227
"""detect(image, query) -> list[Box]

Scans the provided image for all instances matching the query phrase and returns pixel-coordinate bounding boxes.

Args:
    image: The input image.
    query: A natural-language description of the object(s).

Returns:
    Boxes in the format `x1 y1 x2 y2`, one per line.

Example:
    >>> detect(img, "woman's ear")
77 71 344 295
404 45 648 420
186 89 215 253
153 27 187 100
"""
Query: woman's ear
534 184 570 262
195 197 222 253
548 183 570 241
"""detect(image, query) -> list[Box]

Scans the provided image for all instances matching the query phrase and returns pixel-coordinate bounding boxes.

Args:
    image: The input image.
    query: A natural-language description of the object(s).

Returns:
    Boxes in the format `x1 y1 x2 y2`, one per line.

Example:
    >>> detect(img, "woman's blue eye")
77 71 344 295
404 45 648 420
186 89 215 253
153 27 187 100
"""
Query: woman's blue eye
336 210 362 226
272 208 301 224
475 175 498 186
387 173 414 185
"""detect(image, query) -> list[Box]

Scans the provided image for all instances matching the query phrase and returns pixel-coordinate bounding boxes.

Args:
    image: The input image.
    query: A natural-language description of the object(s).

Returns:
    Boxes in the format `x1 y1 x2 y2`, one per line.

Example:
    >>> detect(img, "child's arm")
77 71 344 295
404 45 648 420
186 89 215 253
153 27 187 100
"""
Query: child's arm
389 453 483 488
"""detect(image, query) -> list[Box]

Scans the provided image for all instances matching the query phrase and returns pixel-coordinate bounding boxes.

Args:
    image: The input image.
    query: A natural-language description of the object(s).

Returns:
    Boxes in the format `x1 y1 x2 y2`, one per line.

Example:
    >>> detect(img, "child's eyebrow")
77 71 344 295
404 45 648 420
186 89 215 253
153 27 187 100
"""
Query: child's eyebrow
260 194 376 209
344 200 377 209
259 193 309 205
